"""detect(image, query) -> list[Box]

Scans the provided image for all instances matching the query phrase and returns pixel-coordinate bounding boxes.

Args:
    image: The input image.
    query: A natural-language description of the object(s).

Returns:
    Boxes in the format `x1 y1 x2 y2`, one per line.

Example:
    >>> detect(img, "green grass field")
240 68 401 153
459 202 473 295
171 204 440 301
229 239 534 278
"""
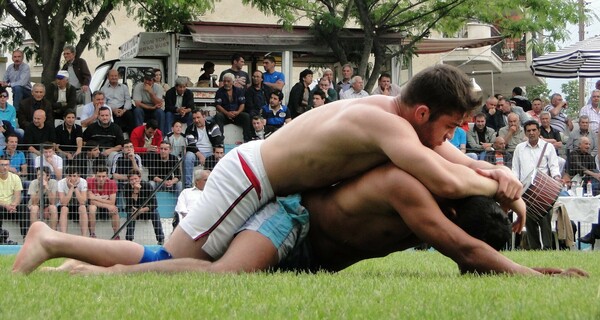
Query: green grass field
1 250 599 319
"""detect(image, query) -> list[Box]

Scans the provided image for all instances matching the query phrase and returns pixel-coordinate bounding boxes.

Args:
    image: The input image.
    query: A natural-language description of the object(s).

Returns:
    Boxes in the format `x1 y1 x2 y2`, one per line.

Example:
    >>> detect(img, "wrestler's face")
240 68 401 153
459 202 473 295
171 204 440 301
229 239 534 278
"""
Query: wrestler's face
416 113 463 148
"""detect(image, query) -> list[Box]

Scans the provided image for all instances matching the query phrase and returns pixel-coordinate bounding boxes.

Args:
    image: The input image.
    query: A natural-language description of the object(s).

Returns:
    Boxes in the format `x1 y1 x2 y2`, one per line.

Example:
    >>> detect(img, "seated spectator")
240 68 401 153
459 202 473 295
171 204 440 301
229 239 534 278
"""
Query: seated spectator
123 169 164 244
0 88 23 140
153 68 170 95
102 69 135 134
164 77 193 135
567 137 599 195
45 70 77 120
55 110 83 161
539 110 564 151
251 115 276 140
261 91 291 130
288 69 313 119
23 110 56 166
173 168 210 227
489 97 530 130
311 78 337 106
214 72 252 142
57 166 88 236
132 70 165 130
526 98 543 123
0 135 27 179
245 70 271 117
111 140 142 185
82 106 124 161
498 112 526 153
18 83 54 129
68 140 103 179
164 120 187 158
371 73 401 96
28 167 58 230
336 63 353 94
0 155 28 241
566 115 598 157
0 49 31 112
183 110 223 187
204 145 225 171
448 126 477 160
130 120 162 156
0 118 16 152
86 166 119 239
340 76 369 99
483 137 512 167
148 141 182 193
80 91 113 128
510 87 532 112
466 113 496 159
34 143 63 180
196 61 217 87
322 68 335 90
311 89 327 109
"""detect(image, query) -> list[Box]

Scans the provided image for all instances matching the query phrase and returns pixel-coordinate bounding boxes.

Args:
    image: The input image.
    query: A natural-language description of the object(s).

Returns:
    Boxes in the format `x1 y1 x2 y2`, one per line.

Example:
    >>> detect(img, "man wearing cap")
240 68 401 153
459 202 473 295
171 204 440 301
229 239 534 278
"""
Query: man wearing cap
62 45 91 105
0 49 32 112
45 70 77 120
132 70 165 130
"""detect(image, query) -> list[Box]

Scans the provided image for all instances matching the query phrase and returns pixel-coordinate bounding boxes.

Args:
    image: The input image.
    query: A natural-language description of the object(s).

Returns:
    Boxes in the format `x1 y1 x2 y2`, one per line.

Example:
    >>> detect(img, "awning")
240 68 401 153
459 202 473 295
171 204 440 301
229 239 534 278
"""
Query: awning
531 35 600 78
401 37 504 54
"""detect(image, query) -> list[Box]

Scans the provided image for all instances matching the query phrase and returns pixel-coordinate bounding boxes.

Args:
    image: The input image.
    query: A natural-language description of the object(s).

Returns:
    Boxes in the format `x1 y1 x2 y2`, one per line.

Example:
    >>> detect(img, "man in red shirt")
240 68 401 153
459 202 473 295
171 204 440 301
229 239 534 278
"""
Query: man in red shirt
129 119 162 154
86 166 119 239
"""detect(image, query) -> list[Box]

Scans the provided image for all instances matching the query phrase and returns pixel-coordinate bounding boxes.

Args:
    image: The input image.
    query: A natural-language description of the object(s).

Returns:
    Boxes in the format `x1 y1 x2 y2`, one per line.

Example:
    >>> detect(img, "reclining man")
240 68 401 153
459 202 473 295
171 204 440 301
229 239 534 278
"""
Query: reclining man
14 163 585 276
15 64 527 272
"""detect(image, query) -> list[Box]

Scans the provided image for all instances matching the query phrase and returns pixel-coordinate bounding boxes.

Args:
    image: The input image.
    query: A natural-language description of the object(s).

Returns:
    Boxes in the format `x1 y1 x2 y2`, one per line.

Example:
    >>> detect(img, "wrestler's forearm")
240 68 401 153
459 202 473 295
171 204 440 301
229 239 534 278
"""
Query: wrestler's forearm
455 245 541 276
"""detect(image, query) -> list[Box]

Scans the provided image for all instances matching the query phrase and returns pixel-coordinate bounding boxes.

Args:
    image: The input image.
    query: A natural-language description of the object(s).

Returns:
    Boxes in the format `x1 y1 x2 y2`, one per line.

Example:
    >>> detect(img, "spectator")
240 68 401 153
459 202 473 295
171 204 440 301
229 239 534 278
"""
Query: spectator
164 77 193 135
153 69 170 94
218 53 250 89
132 70 165 130
214 73 252 142
45 70 77 120
82 106 124 160
0 88 23 140
251 116 275 140
498 112 526 153
336 63 353 94
123 169 164 244
466 113 496 158
484 136 512 167
448 126 476 159
245 70 271 117
579 89 600 133
340 76 369 99
311 77 337 106
111 140 142 185
164 120 186 158
510 87 532 112
58 166 88 236
544 93 573 134
0 155 27 241
183 110 223 187
0 117 16 152
489 97 530 130
55 109 83 161
567 136 598 194
62 45 91 104
34 143 63 180
526 98 543 123
86 166 120 239
288 69 313 119
80 91 113 128
204 145 225 171
0 49 31 112
322 68 335 90
566 115 598 157
261 90 291 129
23 109 56 163
0 135 27 179
18 83 54 129
102 69 134 134
130 120 163 155
371 73 401 96
312 89 326 108
28 167 58 230
481 96 499 131
539 111 564 152
148 141 182 193
262 55 285 91
173 168 210 226
196 61 217 87
68 140 103 179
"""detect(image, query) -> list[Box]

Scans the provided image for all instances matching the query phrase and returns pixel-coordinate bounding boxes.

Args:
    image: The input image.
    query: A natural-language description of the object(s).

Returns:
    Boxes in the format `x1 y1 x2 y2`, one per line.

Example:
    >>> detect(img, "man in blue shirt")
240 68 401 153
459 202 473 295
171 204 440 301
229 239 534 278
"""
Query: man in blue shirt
0 50 31 112
261 91 291 129
262 55 285 91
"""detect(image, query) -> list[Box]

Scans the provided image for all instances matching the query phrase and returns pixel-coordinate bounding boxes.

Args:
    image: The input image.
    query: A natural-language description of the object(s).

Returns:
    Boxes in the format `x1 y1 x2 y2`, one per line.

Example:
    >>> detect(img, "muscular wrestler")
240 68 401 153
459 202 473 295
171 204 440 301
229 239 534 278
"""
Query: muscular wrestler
13 164 584 276
14 65 526 273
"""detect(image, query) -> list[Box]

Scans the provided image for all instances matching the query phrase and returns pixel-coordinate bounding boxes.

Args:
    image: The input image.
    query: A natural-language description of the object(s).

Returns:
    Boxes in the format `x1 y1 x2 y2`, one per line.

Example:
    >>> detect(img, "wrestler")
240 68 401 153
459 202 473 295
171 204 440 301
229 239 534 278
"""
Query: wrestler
14 164 584 276
14 65 527 273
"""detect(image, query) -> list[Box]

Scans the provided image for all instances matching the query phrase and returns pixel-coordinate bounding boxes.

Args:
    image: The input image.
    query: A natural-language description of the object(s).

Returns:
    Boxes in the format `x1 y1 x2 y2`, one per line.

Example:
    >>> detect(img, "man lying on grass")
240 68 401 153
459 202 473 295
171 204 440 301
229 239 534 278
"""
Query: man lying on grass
13 163 587 276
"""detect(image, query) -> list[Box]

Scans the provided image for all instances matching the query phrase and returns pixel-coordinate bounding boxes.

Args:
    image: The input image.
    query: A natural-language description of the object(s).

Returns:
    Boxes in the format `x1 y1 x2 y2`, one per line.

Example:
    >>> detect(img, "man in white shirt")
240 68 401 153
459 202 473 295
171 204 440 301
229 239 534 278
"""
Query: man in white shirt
173 169 210 226
80 91 113 128
102 69 134 134
340 76 369 99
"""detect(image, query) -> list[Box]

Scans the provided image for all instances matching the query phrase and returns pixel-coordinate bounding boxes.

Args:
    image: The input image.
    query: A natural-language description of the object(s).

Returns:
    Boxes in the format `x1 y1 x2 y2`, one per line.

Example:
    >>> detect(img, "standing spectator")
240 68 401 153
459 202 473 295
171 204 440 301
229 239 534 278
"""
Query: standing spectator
148 141 182 193
123 169 164 244
0 135 27 179
448 126 476 159
196 61 218 87
0 49 31 112
245 70 271 117
173 168 210 225
82 107 124 161
132 70 165 129
288 69 313 119
28 167 58 230
498 112 526 153
183 110 223 187
312 90 327 108
466 113 496 158
218 53 250 89
57 166 88 236
579 89 600 133
566 115 598 157
336 63 353 94
544 93 573 134
214 73 252 142
512 120 562 250
261 91 291 130
102 69 134 134
68 140 103 179
111 140 142 185
0 88 23 139
371 73 401 96
204 145 225 171
55 110 83 161
164 77 193 135
251 116 275 140
45 70 77 120
23 110 56 164
0 155 27 241
510 87 532 112
129 120 163 155
164 120 186 158
262 55 285 91
86 166 120 239
526 98 543 123
18 83 54 129
340 76 369 99
80 91 113 128
62 45 91 105
34 143 63 180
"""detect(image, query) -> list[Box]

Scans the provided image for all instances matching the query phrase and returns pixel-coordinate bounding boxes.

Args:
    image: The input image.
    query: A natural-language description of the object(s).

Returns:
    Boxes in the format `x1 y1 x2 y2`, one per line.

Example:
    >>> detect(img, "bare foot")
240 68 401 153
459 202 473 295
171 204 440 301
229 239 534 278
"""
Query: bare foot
70 264 114 275
13 222 55 274
40 259 89 273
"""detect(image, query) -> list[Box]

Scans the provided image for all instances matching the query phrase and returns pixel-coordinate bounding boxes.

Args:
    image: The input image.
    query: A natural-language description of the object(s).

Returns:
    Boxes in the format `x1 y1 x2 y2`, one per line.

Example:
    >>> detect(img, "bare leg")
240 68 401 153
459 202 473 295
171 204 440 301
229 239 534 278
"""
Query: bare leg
40 259 90 272
79 205 88 236
13 221 145 274
30 205 40 225
59 207 68 233
88 205 97 235
48 205 58 230
162 226 213 260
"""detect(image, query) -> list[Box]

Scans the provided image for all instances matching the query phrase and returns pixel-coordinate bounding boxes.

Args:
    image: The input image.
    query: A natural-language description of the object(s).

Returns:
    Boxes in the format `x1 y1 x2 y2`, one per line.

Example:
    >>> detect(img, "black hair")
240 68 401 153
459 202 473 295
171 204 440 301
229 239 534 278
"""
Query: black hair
452 196 511 251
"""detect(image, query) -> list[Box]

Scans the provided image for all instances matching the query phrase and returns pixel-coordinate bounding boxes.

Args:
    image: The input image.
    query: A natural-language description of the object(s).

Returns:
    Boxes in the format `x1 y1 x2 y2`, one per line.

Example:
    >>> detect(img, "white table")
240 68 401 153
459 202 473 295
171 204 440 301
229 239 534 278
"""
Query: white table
556 197 599 224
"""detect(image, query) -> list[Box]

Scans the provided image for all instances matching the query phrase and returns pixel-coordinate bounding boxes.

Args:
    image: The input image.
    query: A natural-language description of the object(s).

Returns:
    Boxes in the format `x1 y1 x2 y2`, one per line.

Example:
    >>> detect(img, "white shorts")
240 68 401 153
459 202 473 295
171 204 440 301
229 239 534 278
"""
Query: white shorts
178 140 275 259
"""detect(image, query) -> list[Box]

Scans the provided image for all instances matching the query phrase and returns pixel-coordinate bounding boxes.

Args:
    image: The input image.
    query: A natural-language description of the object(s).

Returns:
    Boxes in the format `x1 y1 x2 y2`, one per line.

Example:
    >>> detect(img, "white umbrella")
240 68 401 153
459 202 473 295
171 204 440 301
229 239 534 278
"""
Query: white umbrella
531 35 600 78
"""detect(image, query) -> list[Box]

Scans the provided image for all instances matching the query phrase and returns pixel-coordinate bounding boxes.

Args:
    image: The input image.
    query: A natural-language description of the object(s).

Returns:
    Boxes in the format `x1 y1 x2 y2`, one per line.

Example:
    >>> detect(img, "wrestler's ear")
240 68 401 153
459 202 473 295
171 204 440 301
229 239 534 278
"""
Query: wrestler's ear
414 105 431 123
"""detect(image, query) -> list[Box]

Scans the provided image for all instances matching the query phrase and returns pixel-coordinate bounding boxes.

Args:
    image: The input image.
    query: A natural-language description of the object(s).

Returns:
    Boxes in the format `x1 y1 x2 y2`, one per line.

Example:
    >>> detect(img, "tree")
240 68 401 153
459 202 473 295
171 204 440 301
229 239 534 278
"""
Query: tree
0 0 214 85
526 83 551 102
246 0 584 92
561 80 587 118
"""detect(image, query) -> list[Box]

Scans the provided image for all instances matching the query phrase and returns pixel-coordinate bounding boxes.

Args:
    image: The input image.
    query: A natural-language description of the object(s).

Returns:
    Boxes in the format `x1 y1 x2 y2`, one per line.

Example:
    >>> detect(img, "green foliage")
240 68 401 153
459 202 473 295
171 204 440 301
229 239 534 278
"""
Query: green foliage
526 83 551 102
561 79 587 117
